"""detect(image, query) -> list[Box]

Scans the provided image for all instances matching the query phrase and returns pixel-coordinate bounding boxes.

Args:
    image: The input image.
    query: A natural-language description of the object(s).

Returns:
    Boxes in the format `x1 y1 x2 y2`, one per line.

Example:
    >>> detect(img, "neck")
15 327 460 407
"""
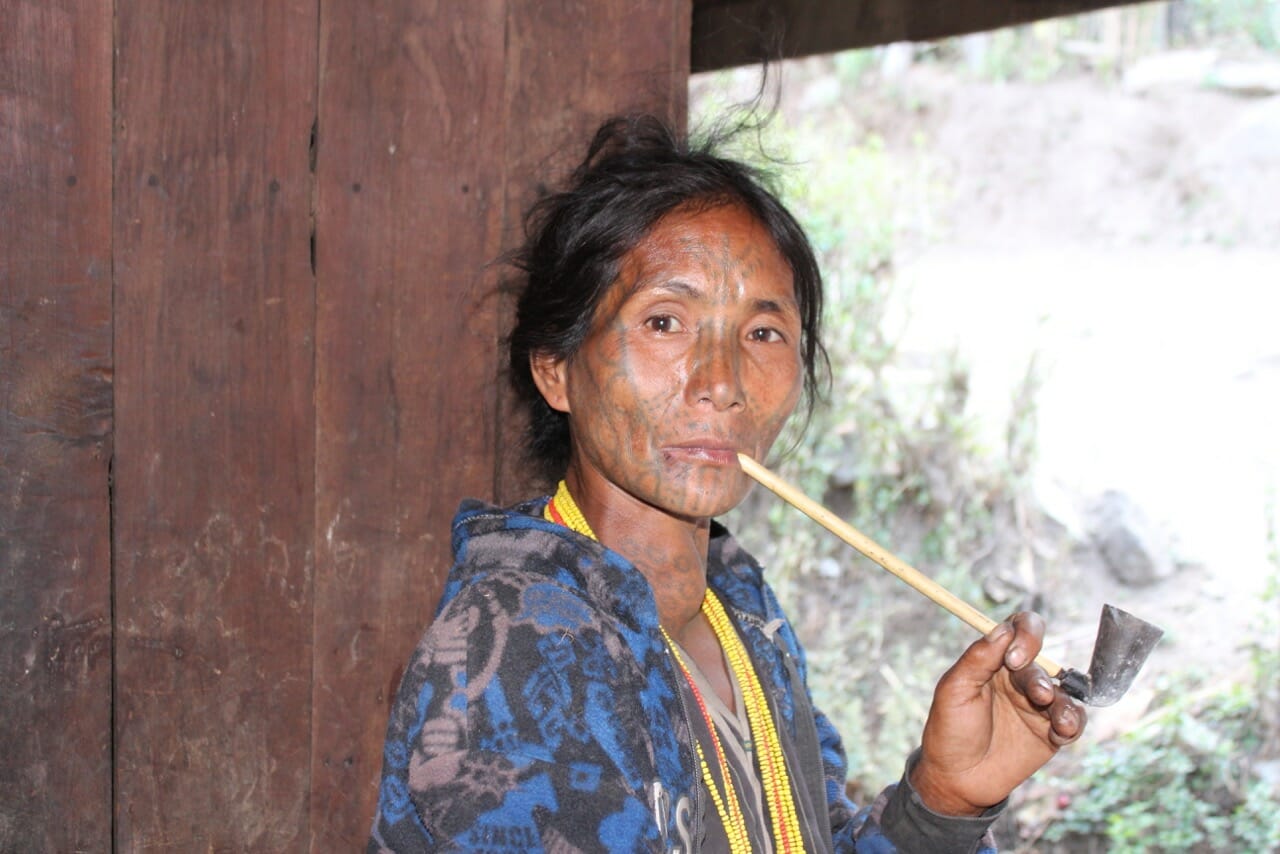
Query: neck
562 468 711 635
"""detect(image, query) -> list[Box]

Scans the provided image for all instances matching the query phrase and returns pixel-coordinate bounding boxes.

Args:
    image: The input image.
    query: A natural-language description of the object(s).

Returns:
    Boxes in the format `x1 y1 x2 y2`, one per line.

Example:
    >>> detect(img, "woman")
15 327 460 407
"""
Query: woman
369 115 1085 853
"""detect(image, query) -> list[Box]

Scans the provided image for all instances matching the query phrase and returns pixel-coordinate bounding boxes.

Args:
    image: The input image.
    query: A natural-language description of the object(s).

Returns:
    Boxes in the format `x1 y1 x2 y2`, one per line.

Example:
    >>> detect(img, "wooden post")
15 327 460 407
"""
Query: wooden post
311 2 692 847
3 0 729 848
111 1 319 848
308 1 509 846
0 2 114 850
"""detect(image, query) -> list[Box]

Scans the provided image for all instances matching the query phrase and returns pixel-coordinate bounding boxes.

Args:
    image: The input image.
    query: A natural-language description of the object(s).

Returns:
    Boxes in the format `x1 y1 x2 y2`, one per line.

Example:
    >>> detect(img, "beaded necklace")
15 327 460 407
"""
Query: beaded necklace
544 480 806 853
701 588 805 853
544 480 597 539
662 629 753 851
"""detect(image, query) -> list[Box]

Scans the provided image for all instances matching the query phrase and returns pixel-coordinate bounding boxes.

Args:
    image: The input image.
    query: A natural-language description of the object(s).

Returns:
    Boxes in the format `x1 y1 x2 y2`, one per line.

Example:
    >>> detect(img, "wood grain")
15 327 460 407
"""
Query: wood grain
112 1 318 848
692 0 1136 71
310 0 508 846
0 1 113 849
313 1 693 846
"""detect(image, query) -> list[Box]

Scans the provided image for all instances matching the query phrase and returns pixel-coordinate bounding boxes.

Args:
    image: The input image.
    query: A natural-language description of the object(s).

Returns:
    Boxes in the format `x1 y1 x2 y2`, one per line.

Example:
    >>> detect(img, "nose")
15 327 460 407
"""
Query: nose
687 332 744 410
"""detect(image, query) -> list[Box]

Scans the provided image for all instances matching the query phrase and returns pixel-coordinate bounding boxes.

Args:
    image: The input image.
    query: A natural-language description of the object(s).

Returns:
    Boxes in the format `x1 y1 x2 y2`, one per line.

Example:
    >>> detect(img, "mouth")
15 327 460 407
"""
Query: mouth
662 441 742 465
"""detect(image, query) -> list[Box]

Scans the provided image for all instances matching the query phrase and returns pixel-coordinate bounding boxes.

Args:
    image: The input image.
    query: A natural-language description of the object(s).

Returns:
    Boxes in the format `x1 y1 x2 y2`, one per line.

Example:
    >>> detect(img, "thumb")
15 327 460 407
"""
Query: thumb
945 620 1016 690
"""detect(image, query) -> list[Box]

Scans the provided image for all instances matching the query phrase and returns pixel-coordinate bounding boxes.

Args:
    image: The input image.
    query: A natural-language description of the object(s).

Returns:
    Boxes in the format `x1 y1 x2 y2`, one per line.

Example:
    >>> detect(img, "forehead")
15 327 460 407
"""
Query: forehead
614 202 795 297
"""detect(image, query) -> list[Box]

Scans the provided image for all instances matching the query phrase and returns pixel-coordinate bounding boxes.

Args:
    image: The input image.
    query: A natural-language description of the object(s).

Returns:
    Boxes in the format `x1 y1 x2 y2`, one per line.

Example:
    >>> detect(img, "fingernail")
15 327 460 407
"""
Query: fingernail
1006 646 1026 668
985 622 1011 642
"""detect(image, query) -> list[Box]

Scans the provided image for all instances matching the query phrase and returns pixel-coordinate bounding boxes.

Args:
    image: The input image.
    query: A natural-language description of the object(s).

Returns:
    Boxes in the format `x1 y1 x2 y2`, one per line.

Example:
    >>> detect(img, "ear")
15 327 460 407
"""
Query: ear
530 351 571 414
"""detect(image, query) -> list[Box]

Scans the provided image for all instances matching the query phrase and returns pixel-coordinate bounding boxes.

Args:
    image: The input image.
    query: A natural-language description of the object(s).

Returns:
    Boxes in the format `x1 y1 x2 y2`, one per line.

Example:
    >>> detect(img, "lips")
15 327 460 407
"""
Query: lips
662 440 742 464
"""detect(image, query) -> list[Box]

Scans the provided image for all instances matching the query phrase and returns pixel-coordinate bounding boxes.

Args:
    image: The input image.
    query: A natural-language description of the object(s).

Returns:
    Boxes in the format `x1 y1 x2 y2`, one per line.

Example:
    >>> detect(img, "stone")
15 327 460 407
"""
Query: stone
1123 49 1218 94
1086 489 1176 586
1207 60 1280 97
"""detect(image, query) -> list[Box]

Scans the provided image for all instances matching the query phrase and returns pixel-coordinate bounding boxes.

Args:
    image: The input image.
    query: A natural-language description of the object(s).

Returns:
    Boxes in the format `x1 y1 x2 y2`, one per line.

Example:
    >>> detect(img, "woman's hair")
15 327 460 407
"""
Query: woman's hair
507 113 828 483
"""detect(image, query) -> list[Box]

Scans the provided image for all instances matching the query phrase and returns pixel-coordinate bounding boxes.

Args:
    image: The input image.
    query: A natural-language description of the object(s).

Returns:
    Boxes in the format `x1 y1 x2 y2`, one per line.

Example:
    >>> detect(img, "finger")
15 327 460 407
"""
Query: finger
1047 693 1088 747
941 612 1052 697
1008 660 1058 709
1001 611 1046 672
941 618 1018 691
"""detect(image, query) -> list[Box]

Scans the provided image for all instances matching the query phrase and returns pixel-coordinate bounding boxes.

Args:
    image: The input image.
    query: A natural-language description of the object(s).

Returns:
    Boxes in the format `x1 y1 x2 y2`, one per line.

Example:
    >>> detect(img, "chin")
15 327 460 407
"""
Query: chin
663 470 751 520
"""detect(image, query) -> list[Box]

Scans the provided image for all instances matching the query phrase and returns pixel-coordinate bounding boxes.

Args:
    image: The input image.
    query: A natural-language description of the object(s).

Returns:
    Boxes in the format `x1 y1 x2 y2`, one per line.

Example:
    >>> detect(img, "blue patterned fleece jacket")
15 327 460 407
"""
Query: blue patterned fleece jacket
369 498 1000 853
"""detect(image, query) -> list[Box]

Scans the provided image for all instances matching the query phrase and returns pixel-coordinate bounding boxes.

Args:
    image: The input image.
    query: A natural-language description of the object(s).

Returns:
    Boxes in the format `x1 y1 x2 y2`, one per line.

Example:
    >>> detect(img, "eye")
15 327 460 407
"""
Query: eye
644 314 684 334
748 326 787 343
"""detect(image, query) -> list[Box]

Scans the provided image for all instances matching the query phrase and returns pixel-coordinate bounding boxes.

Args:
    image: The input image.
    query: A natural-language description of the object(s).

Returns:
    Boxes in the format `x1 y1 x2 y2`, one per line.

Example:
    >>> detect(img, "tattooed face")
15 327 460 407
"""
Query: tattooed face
534 203 804 520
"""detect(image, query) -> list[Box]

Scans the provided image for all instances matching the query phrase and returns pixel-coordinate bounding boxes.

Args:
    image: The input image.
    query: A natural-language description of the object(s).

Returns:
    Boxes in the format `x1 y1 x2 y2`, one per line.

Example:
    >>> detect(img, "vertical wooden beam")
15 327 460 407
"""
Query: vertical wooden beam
6 1 694 848
312 1 692 846
0 1 113 849
309 1 508 846
112 1 318 848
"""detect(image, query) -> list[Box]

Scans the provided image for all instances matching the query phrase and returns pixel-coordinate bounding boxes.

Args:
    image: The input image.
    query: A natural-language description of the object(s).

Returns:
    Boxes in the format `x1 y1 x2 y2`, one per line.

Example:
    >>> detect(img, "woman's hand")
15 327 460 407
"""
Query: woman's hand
909 612 1087 816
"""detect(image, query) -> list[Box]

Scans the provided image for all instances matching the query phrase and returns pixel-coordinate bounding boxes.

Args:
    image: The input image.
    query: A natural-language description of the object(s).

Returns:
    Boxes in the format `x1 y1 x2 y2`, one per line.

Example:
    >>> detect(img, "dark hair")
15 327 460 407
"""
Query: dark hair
507 114 828 483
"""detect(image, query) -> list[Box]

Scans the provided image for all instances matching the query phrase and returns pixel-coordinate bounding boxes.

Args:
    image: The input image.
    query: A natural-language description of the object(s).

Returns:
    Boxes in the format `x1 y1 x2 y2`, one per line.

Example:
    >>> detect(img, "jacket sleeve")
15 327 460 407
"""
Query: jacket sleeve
845 750 1003 853
367 575 681 853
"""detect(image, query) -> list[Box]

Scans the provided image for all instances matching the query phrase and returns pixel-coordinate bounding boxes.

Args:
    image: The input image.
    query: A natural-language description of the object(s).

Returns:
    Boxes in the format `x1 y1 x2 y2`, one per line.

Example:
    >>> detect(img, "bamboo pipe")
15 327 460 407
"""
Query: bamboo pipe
737 452 1066 678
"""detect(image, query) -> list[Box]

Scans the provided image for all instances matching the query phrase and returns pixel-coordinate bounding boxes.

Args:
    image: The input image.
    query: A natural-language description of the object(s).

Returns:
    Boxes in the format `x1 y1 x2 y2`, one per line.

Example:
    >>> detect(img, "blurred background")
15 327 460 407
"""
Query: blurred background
695 2 1280 850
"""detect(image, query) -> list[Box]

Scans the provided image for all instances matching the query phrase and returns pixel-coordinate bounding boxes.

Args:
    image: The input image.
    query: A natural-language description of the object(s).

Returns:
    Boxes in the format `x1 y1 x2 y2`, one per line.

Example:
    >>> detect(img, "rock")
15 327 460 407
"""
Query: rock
1123 50 1280 97
1123 49 1218 94
1086 490 1176 586
1207 60 1280 97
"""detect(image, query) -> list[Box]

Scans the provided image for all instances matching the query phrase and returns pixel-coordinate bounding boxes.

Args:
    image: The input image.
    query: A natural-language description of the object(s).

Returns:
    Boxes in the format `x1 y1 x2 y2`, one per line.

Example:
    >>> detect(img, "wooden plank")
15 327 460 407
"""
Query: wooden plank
494 0 694 502
111 1 318 849
311 1 692 847
0 1 114 849
308 0 509 847
691 0 1139 71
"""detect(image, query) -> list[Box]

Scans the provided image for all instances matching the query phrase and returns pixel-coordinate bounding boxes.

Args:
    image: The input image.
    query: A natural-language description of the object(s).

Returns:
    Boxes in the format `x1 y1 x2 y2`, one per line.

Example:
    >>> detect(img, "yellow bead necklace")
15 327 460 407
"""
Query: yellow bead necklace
702 588 805 853
661 628 754 852
544 480 806 853
544 480 597 540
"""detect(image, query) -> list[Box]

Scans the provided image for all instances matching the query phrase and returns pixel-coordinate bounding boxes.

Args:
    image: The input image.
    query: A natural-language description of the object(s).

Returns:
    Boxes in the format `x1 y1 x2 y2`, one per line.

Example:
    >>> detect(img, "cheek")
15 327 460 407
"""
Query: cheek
753 360 803 426
573 362 670 456
755 400 799 452
609 354 683 425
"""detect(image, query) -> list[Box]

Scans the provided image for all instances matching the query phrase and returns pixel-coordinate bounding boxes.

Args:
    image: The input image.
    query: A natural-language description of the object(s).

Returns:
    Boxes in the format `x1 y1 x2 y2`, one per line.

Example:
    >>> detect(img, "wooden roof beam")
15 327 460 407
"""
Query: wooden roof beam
692 0 1143 71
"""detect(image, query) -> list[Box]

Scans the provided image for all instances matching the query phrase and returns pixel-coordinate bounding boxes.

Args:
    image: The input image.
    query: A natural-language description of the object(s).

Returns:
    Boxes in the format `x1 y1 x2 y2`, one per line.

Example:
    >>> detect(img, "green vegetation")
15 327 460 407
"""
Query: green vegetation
913 1 1280 85
1180 0 1280 51
1043 548 1279 852
1043 691 1280 851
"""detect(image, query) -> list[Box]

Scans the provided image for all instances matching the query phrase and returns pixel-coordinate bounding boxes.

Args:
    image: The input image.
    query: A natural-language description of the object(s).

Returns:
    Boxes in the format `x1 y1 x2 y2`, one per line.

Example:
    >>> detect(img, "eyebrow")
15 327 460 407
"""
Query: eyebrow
751 297 798 317
633 280 799 314
632 279 700 300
